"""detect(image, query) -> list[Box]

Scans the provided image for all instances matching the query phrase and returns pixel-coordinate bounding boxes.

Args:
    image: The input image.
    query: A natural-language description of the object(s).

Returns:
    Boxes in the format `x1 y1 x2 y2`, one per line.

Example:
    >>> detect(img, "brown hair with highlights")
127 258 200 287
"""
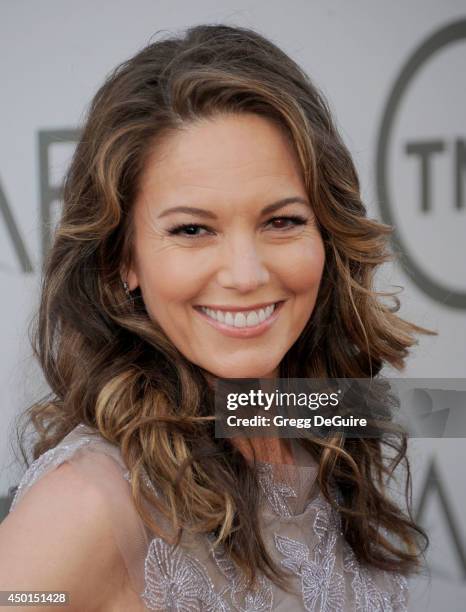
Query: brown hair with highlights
16 24 433 591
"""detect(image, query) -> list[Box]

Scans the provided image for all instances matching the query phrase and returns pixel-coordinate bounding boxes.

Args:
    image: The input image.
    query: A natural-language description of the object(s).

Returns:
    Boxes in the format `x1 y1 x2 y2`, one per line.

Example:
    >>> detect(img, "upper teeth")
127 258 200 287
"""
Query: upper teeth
199 304 277 328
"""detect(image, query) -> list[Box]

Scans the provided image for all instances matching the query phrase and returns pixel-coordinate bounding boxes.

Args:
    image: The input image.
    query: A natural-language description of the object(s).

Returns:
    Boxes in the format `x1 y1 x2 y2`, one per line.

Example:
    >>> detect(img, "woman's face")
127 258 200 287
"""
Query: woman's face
126 113 325 379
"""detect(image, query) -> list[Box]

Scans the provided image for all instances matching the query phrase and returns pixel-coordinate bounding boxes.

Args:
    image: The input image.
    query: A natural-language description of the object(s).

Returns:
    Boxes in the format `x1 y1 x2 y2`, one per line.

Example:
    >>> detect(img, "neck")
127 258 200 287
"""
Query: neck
203 369 289 463
231 436 295 465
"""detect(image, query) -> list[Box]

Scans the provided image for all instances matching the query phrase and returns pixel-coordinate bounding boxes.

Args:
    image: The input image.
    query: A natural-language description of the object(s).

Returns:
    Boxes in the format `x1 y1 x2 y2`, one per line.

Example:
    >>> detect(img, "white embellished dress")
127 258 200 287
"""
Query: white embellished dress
9 423 408 611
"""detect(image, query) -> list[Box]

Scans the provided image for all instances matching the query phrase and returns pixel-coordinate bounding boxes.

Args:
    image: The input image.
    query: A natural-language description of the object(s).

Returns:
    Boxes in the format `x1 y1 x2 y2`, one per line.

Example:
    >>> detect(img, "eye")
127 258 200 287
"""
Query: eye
167 223 213 237
266 215 308 230
166 215 308 238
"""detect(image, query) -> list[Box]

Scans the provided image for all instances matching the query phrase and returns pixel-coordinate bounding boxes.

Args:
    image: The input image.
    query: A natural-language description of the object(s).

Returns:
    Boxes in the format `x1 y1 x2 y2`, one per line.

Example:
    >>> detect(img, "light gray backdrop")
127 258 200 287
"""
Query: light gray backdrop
1 1 465 610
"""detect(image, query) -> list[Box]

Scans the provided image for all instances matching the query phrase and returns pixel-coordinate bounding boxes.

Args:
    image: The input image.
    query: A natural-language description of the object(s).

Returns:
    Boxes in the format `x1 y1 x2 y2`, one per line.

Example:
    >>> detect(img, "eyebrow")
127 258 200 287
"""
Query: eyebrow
156 197 310 220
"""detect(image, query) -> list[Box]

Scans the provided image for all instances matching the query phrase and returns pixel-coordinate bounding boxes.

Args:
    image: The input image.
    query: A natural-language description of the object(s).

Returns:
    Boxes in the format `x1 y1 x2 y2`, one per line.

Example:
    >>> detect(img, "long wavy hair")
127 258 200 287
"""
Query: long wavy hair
15 24 433 591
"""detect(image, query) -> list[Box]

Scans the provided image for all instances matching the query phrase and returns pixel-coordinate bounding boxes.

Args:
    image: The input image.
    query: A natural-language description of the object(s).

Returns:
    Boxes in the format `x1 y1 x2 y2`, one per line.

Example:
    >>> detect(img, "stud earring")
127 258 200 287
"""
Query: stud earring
122 280 131 297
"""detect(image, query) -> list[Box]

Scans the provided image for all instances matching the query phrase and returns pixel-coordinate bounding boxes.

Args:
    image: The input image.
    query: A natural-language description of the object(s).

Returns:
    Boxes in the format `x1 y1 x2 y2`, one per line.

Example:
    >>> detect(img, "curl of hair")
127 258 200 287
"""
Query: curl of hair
15 24 434 592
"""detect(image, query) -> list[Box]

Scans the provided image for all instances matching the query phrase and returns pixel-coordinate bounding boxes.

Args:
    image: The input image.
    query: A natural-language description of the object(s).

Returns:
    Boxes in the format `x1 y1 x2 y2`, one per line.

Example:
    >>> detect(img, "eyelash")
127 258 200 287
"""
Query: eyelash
167 215 308 237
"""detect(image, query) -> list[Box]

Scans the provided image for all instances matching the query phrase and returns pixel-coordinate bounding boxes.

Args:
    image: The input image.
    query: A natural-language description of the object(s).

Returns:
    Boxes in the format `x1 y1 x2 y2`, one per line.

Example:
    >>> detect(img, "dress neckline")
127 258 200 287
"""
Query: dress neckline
254 439 319 518
70 424 319 517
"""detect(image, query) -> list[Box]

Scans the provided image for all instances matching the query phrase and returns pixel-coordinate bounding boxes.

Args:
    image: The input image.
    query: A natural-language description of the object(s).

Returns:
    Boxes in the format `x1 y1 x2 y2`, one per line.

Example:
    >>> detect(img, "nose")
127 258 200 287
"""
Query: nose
216 232 270 293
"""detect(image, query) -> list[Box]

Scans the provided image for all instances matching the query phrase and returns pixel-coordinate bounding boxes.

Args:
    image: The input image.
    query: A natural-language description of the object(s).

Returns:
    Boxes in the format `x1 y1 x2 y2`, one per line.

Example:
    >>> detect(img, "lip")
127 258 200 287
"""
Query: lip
193 300 285 338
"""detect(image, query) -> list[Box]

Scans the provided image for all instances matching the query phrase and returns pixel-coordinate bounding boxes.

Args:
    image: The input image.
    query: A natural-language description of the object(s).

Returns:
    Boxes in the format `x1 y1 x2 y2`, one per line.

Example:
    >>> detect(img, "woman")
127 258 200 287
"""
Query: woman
0 24 431 611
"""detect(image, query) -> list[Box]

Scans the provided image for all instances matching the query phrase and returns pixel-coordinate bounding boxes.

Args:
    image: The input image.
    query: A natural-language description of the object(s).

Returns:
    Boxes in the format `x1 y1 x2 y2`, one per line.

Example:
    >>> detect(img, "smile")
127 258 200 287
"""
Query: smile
193 301 285 338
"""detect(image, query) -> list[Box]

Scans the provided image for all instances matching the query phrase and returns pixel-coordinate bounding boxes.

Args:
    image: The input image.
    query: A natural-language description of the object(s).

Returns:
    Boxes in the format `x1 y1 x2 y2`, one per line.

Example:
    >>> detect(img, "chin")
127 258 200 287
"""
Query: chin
206 361 280 380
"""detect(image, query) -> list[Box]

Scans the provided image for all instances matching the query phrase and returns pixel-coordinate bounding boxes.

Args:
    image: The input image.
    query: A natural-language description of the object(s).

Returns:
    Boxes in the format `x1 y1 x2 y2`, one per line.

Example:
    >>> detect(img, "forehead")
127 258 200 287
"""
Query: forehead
135 113 306 211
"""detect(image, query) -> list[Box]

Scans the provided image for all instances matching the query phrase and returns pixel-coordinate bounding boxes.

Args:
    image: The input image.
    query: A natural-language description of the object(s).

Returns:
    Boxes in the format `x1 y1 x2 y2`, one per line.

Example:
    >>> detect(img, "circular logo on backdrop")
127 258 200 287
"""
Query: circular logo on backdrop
376 19 466 310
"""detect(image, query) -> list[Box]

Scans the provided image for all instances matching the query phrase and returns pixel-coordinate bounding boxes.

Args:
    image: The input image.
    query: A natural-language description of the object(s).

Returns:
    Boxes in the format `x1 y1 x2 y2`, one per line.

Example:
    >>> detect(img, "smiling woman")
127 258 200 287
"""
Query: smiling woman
0 23 432 612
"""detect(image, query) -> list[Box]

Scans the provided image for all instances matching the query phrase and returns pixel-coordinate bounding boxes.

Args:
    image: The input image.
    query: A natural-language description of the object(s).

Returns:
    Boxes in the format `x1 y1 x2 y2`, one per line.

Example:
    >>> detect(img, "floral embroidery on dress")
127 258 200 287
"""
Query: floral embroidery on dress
274 533 345 612
123 466 160 498
388 573 409 612
208 532 274 611
142 537 230 611
274 496 345 612
273 488 409 612
343 544 408 612
256 464 298 518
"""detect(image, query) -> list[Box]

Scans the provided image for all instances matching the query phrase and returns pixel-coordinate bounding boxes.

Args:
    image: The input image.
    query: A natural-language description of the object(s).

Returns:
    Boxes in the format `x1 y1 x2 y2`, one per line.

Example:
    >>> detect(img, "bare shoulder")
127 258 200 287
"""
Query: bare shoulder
0 460 133 611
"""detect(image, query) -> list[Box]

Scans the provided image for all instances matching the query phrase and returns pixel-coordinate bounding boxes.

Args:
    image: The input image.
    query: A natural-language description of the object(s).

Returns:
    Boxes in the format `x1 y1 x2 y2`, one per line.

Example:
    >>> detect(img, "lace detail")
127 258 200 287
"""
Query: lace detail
142 537 230 611
256 464 298 518
389 574 409 612
274 496 345 612
273 492 408 612
123 467 160 498
208 533 274 611
9 433 95 512
343 544 408 612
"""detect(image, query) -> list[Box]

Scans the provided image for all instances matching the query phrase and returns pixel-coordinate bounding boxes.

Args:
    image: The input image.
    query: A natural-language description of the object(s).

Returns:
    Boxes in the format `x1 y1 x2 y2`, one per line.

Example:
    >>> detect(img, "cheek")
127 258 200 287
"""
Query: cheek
139 248 208 309
277 238 325 295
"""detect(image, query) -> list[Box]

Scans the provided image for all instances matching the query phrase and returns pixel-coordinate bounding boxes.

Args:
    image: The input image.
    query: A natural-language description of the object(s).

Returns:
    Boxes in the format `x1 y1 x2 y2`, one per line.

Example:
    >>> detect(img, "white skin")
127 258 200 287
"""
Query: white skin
124 112 326 463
